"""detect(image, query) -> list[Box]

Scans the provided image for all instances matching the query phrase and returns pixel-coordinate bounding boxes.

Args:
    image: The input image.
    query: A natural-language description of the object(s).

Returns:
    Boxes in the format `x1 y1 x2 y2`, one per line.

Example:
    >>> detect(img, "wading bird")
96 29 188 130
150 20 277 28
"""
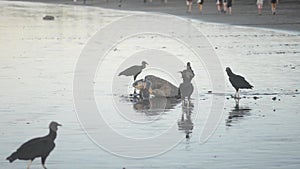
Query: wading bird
7 121 62 169
119 61 148 94
118 61 148 81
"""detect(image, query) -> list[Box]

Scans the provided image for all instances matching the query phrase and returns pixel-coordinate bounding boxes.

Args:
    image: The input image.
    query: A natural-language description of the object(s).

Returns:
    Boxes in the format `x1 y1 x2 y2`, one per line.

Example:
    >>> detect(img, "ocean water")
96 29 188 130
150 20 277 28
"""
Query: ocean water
0 1 300 169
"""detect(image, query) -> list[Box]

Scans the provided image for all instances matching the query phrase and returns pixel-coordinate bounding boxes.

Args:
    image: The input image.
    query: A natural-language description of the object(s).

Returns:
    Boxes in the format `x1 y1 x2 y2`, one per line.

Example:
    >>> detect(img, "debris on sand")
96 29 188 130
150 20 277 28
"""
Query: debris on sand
43 15 55 20
272 97 277 101
207 91 212 94
253 96 259 100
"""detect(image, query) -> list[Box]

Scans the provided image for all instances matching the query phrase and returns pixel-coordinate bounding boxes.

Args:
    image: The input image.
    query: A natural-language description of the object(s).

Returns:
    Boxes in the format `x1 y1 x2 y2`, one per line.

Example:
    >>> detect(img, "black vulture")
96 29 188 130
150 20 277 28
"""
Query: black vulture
6 121 62 169
179 70 194 104
226 67 253 98
118 61 148 81
179 81 194 101
180 62 195 82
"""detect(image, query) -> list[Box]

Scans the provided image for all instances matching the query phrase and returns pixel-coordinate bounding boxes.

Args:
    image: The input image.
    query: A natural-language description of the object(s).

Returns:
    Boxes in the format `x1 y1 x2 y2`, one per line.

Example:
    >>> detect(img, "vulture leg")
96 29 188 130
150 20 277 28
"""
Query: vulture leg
187 97 191 108
235 97 239 106
133 75 139 95
27 160 32 169
181 98 185 107
234 90 240 105
41 156 48 169
234 90 238 99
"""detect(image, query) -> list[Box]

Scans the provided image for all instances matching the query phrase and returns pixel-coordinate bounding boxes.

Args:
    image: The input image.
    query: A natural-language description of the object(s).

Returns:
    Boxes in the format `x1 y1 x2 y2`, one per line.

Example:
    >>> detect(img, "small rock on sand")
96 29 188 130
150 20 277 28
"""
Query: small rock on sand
43 15 55 20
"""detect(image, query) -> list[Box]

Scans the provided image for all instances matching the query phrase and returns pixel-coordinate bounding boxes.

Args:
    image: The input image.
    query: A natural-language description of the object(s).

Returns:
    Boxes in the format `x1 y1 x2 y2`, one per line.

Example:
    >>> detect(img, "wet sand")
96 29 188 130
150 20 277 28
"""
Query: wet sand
8 0 300 32
1 1 300 169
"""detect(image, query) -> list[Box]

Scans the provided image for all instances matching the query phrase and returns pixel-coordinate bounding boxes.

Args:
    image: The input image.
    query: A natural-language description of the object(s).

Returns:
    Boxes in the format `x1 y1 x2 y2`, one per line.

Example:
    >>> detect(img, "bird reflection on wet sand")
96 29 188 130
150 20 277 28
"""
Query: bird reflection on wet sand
226 105 252 127
133 97 181 115
177 101 194 140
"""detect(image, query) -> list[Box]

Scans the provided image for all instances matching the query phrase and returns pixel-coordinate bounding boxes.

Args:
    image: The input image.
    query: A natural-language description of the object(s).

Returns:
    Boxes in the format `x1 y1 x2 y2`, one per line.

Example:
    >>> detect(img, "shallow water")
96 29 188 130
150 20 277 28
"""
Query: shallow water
0 1 300 169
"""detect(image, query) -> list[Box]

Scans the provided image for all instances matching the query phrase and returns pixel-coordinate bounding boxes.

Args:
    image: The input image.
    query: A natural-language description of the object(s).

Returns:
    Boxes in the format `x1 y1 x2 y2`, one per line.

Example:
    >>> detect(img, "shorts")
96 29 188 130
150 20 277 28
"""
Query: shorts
270 0 277 3
216 0 222 5
227 0 232 7
186 0 192 5
257 0 263 5
197 0 204 4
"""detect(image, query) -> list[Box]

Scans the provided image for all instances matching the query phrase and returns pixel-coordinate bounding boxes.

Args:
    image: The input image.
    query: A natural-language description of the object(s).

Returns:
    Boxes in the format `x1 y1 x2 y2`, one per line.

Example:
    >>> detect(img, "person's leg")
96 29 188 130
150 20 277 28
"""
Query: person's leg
189 2 192 13
223 1 227 13
187 1 192 13
271 2 276 14
198 3 203 13
216 0 221 13
258 4 262 15
186 1 189 12
227 1 232 14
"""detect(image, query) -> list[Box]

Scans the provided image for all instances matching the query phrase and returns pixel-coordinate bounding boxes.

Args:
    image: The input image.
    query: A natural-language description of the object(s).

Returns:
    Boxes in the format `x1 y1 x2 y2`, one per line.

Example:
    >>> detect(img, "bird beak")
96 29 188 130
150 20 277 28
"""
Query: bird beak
58 123 62 127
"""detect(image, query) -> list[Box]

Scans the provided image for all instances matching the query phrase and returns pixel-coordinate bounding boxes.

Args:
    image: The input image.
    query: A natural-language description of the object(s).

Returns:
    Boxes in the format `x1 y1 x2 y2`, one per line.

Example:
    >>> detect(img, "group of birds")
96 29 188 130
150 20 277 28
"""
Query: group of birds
118 61 253 102
6 62 253 169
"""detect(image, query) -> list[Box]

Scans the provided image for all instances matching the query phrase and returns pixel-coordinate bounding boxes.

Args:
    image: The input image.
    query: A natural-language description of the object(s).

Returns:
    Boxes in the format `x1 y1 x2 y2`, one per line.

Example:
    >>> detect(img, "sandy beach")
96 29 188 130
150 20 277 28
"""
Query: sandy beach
1 0 300 169
8 0 300 32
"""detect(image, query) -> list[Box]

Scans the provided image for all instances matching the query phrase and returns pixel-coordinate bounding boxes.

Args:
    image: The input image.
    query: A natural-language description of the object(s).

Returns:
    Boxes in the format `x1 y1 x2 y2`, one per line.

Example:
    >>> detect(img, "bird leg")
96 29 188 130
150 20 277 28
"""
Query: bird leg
41 157 47 169
234 90 240 106
235 97 239 106
237 90 241 99
234 91 238 99
27 160 32 169
181 98 185 108
187 98 190 108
